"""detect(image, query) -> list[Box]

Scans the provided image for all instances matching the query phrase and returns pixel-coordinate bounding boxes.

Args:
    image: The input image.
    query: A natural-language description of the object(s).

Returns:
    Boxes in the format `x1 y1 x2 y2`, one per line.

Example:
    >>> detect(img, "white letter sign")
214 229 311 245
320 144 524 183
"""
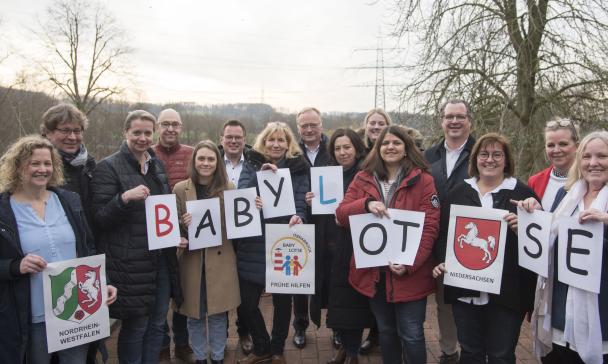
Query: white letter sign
223 187 262 239
42 254 110 353
349 209 426 268
145 194 181 250
256 169 296 219
517 207 552 277
186 198 222 250
443 205 508 294
311 166 343 215
266 224 315 294
557 216 604 293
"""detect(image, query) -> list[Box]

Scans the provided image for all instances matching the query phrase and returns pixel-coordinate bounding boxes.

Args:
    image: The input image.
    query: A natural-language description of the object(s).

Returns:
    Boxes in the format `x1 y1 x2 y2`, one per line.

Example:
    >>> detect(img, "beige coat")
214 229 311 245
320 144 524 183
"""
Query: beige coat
172 179 241 317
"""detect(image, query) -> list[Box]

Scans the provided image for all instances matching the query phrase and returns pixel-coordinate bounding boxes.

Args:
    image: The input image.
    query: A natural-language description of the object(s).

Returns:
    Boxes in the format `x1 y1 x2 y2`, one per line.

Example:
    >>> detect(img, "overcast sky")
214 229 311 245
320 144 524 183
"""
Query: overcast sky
1 0 408 113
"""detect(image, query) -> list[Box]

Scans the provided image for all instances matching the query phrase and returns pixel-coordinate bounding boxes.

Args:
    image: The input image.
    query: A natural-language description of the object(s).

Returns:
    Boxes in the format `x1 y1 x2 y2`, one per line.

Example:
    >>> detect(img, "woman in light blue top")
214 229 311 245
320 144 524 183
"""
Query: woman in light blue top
0 135 117 364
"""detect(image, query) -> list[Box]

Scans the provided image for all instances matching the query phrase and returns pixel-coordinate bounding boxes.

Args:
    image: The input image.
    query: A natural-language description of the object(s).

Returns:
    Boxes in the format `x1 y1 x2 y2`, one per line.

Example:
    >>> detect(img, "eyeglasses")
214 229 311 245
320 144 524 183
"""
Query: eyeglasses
159 122 182 129
298 123 321 130
546 119 579 142
478 151 505 161
55 128 83 136
443 114 468 121
223 135 243 141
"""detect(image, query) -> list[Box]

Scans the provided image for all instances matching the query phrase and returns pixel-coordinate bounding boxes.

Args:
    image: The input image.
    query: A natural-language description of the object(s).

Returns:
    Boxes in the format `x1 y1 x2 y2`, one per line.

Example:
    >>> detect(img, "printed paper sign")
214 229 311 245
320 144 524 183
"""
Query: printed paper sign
557 216 604 293
517 207 552 277
42 254 110 353
349 209 426 268
256 169 296 219
265 224 315 294
145 194 181 250
223 187 262 239
443 205 508 294
186 198 222 250
310 166 343 215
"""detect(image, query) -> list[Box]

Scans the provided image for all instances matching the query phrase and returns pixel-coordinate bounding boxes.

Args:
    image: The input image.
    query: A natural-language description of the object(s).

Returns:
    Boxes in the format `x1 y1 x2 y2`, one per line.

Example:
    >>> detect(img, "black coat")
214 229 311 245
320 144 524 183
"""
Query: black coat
323 162 375 330
424 136 476 205
0 188 95 363
90 142 182 319
435 179 538 313
234 155 310 285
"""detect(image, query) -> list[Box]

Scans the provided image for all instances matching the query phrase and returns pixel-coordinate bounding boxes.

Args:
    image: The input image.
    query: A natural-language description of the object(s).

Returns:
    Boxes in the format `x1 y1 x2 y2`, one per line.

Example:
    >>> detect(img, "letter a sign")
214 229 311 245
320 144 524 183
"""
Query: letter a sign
145 194 181 250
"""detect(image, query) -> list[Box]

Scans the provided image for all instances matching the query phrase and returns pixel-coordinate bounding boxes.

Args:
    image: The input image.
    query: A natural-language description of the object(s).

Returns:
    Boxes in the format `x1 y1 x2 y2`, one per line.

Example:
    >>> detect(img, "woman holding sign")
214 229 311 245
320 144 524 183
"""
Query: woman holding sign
528 118 580 210
519 131 608 364
235 121 309 364
0 135 117 363
306 128 375 364
433 133 538 364
90 110 183 364
336 125 440 364
172 141 241 364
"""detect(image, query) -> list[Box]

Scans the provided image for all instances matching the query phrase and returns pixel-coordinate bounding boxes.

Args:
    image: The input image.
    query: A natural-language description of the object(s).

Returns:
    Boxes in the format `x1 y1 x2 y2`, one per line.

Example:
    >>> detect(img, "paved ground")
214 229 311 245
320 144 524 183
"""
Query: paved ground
104 294 540 363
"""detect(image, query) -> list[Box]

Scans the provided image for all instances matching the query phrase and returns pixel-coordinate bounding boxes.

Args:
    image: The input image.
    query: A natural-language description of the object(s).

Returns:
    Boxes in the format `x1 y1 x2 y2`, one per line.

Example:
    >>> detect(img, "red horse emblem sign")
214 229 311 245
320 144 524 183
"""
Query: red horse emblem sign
454 217 501 270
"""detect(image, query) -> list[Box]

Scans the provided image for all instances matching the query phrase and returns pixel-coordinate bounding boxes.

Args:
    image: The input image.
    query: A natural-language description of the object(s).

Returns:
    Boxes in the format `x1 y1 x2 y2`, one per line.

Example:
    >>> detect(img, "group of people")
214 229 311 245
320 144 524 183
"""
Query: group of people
0 99 605 364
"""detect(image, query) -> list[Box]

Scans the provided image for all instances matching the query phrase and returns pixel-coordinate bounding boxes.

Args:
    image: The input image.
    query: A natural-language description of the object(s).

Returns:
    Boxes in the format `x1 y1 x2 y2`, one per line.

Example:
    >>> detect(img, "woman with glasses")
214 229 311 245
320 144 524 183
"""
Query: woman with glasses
433 133 538 364
41 104 95 214
528 118 580 211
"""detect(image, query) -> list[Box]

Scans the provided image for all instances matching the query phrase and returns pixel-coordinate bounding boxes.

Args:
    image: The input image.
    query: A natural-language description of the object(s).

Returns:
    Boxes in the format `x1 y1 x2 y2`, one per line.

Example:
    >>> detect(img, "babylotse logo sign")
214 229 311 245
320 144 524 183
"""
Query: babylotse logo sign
265 224 315 294
454 217 501 270
272 236 309 277
50 265 102 323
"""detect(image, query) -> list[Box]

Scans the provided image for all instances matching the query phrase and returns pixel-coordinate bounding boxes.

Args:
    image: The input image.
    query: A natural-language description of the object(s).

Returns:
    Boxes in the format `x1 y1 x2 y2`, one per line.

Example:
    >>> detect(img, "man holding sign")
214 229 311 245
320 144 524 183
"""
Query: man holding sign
433 133 538 364
295 107 332 348
425 99 476 364
336 125 439 364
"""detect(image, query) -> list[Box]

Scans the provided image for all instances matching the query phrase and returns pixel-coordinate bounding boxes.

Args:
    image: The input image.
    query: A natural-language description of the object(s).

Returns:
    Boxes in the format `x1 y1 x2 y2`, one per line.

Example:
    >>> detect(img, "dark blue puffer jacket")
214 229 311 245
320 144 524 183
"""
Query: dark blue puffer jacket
234 155 310 285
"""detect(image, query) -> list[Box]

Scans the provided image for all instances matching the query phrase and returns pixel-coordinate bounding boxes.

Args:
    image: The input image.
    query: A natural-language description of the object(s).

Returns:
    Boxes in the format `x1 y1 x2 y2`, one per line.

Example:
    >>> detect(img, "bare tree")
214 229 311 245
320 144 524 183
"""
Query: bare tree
34 0 131 115
392 0 608 128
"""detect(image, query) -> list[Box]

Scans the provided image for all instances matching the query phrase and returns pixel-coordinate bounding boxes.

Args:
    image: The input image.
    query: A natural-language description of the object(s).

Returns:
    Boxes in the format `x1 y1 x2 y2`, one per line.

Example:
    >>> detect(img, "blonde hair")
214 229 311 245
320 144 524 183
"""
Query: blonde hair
0 135 64 193
565 130 608 190
253 121 302 160
363 108 392 148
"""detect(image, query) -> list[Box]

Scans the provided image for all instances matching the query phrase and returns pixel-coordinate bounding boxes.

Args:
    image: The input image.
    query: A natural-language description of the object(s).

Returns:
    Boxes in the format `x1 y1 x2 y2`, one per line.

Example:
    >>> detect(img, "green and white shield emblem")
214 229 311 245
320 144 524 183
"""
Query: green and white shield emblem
49 265 102 323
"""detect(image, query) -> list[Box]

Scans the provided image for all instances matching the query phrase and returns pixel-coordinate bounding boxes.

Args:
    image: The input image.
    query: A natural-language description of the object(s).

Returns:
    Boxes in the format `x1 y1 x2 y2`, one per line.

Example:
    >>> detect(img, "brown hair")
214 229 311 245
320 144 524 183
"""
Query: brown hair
468 133 515 178
40 103 88 135
362 125 428 180
222 119 247 136
328 128 366 166
188 140 229 198
0 135 64 193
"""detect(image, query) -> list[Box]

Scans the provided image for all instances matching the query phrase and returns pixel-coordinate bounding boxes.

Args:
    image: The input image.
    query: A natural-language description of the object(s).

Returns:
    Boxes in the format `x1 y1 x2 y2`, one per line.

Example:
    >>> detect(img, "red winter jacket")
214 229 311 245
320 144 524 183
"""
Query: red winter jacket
336 168 440 303
153 143 194 190
527 166 552 199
